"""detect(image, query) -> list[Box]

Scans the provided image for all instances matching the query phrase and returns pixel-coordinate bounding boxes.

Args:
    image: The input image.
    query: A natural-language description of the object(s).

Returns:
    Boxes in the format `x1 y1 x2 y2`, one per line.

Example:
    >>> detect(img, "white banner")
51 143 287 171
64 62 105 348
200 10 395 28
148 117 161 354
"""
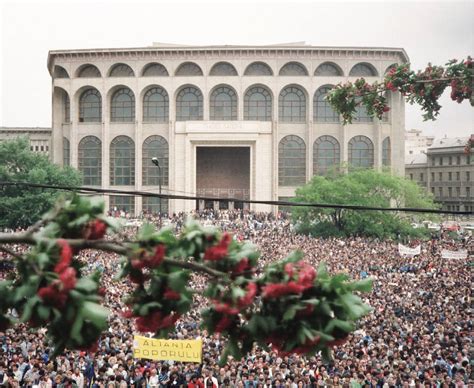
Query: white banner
398 243 421 257
441 249 468 260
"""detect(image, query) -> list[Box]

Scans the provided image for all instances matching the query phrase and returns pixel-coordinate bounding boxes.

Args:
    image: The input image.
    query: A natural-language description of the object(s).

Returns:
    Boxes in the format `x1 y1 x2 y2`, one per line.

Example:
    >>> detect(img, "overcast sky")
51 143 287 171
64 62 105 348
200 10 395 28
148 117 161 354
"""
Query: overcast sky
1 0 472 138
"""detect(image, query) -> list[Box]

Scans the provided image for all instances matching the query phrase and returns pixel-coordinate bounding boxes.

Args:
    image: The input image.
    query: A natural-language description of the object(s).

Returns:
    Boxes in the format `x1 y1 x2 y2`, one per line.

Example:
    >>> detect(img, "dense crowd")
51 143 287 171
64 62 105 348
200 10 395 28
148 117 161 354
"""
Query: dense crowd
0 210 472 387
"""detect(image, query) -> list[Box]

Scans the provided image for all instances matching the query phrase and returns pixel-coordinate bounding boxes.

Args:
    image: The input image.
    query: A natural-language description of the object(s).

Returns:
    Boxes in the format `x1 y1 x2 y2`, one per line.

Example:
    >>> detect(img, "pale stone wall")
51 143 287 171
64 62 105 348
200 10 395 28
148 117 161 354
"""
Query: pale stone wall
48 44 408 214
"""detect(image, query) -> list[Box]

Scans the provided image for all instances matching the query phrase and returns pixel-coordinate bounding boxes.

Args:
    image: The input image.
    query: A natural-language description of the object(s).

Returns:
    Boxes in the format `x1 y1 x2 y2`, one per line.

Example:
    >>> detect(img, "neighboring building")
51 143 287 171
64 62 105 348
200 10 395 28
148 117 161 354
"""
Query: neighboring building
0 127 52 155
406 135 473 212
405 128 434 163
47 42 408 215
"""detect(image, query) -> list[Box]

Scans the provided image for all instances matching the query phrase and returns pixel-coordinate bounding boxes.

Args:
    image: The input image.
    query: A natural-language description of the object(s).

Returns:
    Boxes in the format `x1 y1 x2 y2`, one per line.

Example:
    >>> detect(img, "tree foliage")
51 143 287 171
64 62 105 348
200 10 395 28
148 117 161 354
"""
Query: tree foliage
0 137 81 229
0 195 372 361
292 169 437 239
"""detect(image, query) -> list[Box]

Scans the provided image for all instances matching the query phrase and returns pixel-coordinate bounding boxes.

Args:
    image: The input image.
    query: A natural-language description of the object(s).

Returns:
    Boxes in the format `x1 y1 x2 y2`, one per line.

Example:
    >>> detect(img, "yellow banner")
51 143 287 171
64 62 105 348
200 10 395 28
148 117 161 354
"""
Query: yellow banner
133 336 202 363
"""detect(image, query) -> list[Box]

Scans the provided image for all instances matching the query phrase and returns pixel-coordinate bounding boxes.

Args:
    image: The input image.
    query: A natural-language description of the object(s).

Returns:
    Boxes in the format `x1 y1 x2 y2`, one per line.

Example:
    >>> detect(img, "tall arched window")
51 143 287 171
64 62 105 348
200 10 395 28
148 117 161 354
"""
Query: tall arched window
244 62 273 76
314 86 339 122
313 136 340 175
111 88 135 122
382 137 391 167
79 88 102 122
78 65 101 78
78 136 102 186
348 136 374 168
63 137 70 167
279 62 308 76
314 62 343 76
354 99 373 122
349 63 378 77
175 62 203 76
54 66 69 78
63 93 70 123
142 136 169 186
143 87 169 122
176 86 203 121
244 86 272 121
110 136 135 185
279 86 306 122
142 63 169 77
109 63 134 77
279 135 306 186
209 62 238 76
210 86 237 120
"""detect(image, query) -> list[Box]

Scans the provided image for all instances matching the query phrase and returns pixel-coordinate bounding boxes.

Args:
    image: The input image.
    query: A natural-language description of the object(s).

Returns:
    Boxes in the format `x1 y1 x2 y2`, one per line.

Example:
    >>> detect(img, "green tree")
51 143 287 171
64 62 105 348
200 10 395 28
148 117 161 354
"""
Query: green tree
292 169 437 239
0 137 81 229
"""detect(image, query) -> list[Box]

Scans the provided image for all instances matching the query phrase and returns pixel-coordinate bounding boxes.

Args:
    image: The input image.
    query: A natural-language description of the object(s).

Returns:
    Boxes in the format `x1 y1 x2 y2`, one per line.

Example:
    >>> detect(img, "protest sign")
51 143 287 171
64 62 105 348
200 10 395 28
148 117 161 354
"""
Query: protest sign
133 336 202 362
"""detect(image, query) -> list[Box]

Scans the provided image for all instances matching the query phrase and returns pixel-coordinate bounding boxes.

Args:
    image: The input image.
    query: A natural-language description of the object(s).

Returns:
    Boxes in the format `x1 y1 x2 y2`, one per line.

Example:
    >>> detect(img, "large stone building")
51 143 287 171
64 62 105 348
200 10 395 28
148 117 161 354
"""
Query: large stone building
0 127 52 155
47 43 408 215
405 128 434 163
406 135 473 213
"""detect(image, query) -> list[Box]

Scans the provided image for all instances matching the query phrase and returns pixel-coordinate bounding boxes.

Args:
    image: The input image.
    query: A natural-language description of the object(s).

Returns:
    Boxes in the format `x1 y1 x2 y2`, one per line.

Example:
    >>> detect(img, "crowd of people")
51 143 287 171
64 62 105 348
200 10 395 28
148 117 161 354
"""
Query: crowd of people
0 209 472 387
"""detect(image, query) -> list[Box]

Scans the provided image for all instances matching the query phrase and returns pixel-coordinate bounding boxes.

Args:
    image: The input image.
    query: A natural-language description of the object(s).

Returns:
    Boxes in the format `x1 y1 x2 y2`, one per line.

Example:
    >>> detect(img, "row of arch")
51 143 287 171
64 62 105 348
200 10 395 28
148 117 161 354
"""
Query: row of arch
63 135 391 188
54 61 397 79
67 84 388 123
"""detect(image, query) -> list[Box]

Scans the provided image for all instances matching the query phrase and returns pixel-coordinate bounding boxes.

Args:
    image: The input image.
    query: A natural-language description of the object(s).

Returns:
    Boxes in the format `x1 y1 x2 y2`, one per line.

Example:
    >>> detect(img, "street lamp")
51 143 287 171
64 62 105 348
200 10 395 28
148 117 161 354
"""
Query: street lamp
151 157 162 226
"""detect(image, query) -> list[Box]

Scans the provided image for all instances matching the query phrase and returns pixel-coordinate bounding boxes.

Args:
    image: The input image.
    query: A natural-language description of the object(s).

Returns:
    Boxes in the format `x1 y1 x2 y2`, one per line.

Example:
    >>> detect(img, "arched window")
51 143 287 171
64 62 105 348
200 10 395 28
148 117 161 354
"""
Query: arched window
244 86 272 121
244 62 273 76
279 62 308 76
354 98 373 122
382 137 391 167
143 87 169 122
78 136 102 186
209 62 238 76
63 137 70 167
176 86 203 121
314 86 339 122
279 86 306 122
78 65 101 78
279 135 306 186
109 63 134 77
175 62 203 76
111 88 135 122
142 136 169 186
313 136 340 175
349 63 378 77
142 63 169 77
79 88 102 122
63 93 70 123
54 66 69 78
110 136 135 185
210 86 237 120
314 62 343 76
348 136 374 168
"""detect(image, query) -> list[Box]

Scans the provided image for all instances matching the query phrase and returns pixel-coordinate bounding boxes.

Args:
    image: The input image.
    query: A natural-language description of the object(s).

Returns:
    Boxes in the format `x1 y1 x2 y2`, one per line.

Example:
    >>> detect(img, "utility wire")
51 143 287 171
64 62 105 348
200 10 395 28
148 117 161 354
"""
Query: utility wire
1 181 472 216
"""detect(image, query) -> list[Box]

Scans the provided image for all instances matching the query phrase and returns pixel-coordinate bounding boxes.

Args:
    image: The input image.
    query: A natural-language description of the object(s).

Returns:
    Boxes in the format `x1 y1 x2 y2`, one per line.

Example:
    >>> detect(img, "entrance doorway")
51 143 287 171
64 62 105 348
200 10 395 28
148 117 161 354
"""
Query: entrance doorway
196 147 250 210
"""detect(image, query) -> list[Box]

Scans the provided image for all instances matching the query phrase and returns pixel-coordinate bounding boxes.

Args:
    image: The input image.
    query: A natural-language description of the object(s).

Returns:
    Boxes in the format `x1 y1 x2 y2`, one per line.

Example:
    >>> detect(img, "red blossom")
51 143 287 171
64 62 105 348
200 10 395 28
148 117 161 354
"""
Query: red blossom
98 287 106 297
386 81 397 92
136 310 163 332
382 106 390 113
163 288 181 300
122 309 134 318
238 282 258 308
54 240 73 274
86 220 108 240
213 301 240 315
159 313 180 329
214 316 233 333
233 258 250 274
262 281 305 299
148 245 166 268
59 267 77 291
297 263 316 289
284 263 294 278
204 233 232 261
37 284 68 307
131 259 146 270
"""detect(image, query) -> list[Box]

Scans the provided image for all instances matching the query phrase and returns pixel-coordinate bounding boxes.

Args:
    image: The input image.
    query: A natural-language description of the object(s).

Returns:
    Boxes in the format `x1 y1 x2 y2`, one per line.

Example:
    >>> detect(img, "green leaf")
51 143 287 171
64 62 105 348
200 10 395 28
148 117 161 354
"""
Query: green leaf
168 271 189 291
283 306 298 321
339 293 372 319
137 223 157 240
20 296 40 322
37 305 50 321
75 278 98 293
81 301 109 329
350 278 373 293
139 302 162 316
324 319 354 333
70 310 84 342
231 286 246 301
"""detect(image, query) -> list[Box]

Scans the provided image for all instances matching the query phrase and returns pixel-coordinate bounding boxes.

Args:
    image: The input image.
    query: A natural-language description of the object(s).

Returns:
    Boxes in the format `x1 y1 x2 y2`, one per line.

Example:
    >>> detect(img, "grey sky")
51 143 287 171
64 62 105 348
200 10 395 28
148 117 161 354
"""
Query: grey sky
1 0 472 138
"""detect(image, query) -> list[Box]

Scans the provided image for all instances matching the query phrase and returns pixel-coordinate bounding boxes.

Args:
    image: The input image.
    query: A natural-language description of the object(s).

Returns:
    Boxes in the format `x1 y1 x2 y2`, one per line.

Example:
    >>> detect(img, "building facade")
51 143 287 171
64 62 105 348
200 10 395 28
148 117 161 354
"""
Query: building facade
406 136 473 212
0 127 52 155
48 43 408 215
405 128 434 163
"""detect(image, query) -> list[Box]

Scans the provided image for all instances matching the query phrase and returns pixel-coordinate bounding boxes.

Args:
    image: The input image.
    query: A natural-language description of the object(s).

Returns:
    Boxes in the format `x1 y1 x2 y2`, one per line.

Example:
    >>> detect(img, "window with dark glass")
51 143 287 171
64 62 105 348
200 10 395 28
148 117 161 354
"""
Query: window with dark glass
314 62 343 76
244 86 272 121
209 62 238 76
142 63 169 77
176 87 203 121
349 63 378 77
143 87 169 122
175 62 203 76
63 93 70 123
63 137 70 167
78 136 102 186
210 86 237 120
79 89 102 122
143 197 169 215
279 86 306 122
279 62 308 76
111 88 135 122
279 135 306 186
110 136 135 185
314 86 339 122
348 136 374 168
313 136 340 175
109 196 135 215
78 65 101 78
244 62 273 76
142 136 169 186
109 64 134 77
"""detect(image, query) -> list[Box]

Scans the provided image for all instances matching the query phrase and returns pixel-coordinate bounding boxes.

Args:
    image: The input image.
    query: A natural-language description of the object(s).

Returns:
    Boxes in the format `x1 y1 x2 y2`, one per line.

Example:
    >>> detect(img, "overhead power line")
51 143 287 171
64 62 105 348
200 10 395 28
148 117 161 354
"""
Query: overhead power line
1 181 472 216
